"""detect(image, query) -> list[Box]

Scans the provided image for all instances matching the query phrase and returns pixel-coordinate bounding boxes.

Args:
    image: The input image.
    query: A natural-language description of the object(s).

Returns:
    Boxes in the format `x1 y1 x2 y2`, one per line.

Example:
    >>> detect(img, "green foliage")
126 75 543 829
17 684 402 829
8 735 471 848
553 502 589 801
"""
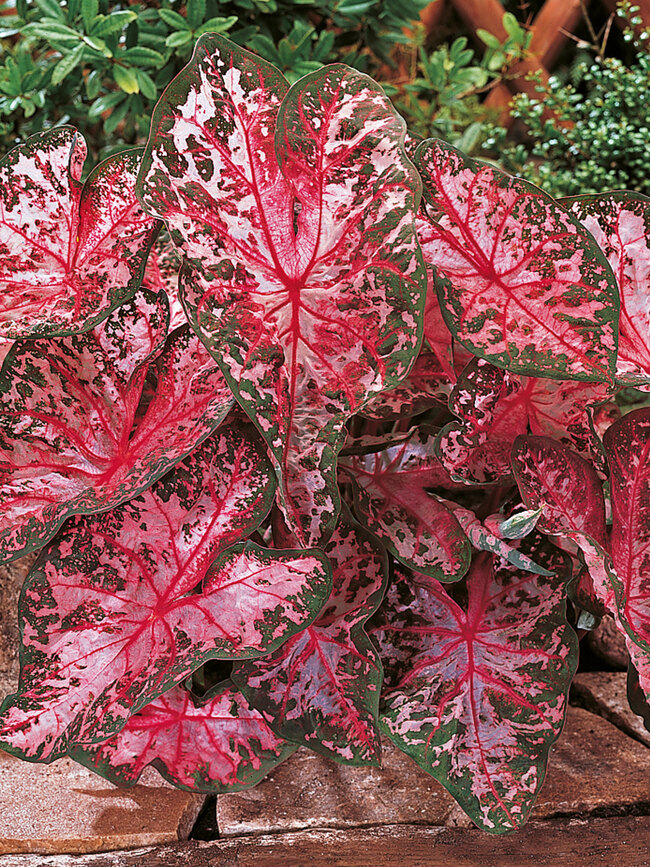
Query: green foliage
484 3 650 197
386 16 530 153
0 0 428 163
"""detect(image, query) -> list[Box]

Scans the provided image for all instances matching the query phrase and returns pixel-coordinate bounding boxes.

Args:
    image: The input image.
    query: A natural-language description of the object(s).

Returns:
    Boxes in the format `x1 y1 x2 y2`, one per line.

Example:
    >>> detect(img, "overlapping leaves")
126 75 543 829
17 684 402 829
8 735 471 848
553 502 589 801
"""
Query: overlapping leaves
0 426 331 761
0 292 234 562
137 34 426 545
0 128 159 338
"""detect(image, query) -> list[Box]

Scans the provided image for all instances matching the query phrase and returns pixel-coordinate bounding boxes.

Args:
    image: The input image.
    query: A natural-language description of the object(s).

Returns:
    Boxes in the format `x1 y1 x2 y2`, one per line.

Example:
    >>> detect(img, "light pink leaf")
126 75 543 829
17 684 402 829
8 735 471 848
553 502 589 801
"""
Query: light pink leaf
604 409 650 699
0 427 331 761
415 139 618 382
137 35 425 545
341 427 470 581
232 512 387 765
373 542 577 833
0 298 234 562
568 193 650 385
0 128 159 338
72 682 297 791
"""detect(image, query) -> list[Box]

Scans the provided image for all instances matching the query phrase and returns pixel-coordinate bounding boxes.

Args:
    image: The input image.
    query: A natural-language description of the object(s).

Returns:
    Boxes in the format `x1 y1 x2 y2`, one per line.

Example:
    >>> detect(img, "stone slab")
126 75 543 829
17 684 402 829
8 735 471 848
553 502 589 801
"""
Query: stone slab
572 671 650 748
0 750 204 855
2 817 649 867
586 614 629 670
218 706 650 837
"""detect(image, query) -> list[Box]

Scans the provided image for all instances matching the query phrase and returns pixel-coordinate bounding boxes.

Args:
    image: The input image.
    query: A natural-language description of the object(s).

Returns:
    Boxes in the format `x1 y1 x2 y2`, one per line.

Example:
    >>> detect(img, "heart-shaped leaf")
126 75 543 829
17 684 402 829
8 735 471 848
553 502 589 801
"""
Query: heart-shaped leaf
137 35 425 545
142 231 186 331
232 512 387 765
415 139 618 382
0 128 159 338
0 298 234 562
0 427 331 761
568 193 650 386
341 427 470 581
361 346 452 421
72 681 298 792
373 542 577 833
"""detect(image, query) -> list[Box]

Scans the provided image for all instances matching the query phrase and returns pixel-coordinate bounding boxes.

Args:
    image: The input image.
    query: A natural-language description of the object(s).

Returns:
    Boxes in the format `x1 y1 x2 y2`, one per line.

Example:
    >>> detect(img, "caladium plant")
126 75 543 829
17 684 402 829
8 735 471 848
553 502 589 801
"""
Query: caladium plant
0 32 649 837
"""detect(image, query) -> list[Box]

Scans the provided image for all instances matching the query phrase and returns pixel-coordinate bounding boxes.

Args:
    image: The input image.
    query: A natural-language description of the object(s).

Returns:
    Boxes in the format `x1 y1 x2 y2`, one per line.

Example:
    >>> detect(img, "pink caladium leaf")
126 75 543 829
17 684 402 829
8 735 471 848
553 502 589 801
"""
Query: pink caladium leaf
373 542 577 833
341 428 470 581
511 435 611 607
0 428 332 761
360 346 452 421
438 358 611 484
568 193 650 386
415 139 618 383
0 296 235 563
141 231 186 331
604 409 650 699
72 682 298 792
0 128 159 339
232 512 387 765
137 35 425 546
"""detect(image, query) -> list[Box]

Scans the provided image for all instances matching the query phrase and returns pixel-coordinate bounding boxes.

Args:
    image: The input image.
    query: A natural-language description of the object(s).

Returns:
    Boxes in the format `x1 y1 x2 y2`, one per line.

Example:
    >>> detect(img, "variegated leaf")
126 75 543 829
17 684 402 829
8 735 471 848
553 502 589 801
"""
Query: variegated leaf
438 358 611 484
361 346 451 421
72 681 298 791
604 409 650 699
415 139 618 382
373 543 577 833
0 128 159 338
568 193 650 386
341 427 470 581
442 500 552 576
0 428 332 761
142 230 186 331
137 35 425 545
0 298 234 562
511 435 611 606
232 513 387 765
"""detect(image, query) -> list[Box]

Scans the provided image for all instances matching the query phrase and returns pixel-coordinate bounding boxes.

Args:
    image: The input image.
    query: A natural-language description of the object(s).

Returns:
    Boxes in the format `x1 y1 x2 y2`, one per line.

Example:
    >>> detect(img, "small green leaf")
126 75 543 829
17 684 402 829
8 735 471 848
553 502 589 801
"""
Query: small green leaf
165 30 193 48
81 0 98 30
186 0 206 29
34 0 65 21
87 90 125 119
113 64 139 94
91 11 137 37
120 46 166 67
195 16 238 36
498 508 543 540
476 29 502 50
135 68 157 100
158 8 190 30
103 94 131 134
51 43 85 85
85 68 101 99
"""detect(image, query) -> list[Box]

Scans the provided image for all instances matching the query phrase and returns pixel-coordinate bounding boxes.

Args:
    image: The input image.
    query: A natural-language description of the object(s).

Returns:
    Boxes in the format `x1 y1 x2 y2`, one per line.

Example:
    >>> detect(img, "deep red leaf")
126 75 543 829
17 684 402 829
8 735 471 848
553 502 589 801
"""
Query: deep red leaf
232 513 387 765
137 35 425 545
72 682 297 791
415 139 618 382
568 193 650 386
0 297 234 562
0 128 159 338
0 427 332 760
361 346 451 421
341 428 470 581
373 542 577 833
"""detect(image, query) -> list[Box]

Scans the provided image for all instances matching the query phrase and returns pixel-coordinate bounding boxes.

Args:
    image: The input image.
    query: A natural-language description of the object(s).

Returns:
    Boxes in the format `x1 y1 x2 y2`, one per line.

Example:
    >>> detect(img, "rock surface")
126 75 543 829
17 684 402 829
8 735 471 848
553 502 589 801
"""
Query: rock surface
572 671 650 748
0 750 204 855
217 706 650 837
586 615 629 670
